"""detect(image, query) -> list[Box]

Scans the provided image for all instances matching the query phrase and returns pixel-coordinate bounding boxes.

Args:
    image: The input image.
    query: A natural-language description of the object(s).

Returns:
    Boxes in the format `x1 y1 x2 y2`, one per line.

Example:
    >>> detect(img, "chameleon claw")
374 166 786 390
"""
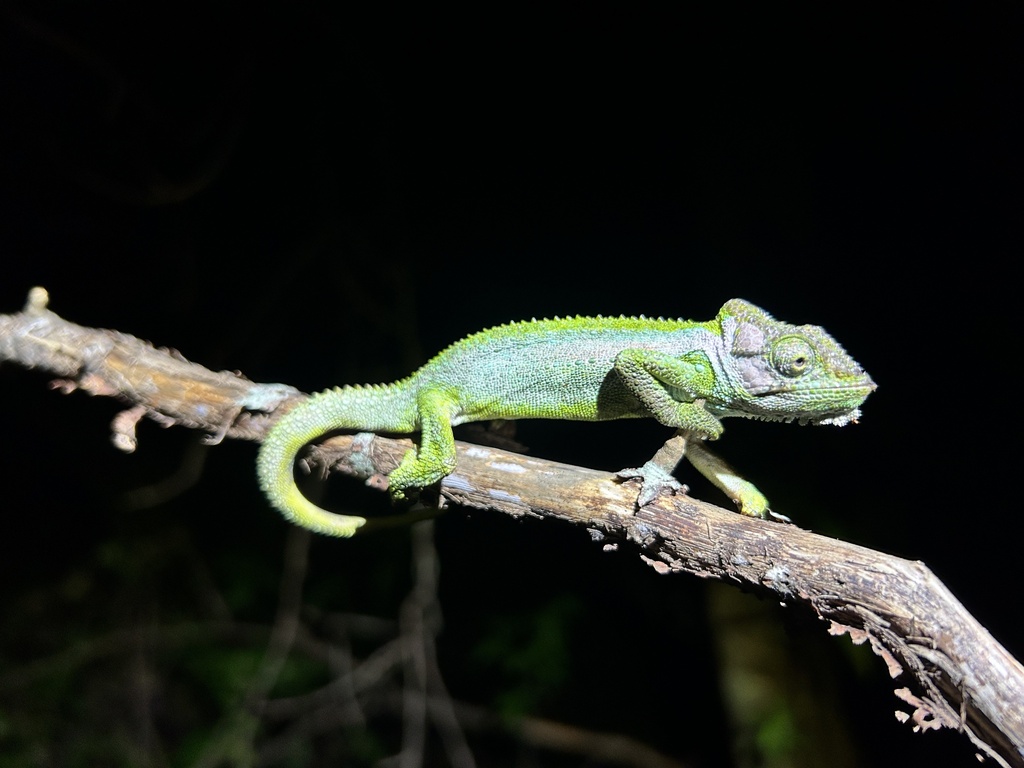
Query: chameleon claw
764 508 792 524
617 461 689 508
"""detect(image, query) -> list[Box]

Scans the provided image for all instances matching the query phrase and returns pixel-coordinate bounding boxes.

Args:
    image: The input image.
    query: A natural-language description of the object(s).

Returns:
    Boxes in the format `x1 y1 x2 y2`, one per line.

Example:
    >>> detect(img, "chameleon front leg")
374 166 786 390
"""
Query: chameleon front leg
618 431 780 519
612 348 724 437
683 439 783 520
612 348 722 506
611 348 780 519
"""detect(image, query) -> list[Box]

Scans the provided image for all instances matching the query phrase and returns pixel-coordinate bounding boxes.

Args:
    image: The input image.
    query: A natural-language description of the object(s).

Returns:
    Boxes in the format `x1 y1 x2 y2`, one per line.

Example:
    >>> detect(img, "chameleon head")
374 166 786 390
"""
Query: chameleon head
715 299 876 426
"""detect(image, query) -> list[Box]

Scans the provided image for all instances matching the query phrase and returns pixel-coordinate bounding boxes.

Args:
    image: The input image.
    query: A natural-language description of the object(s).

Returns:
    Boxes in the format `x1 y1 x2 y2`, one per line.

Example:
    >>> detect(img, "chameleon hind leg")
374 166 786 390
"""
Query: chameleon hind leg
386 387 460 500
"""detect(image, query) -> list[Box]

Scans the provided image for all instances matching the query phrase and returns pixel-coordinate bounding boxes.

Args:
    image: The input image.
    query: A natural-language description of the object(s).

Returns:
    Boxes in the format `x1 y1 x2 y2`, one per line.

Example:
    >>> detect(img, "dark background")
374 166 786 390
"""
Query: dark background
1 4 1021 767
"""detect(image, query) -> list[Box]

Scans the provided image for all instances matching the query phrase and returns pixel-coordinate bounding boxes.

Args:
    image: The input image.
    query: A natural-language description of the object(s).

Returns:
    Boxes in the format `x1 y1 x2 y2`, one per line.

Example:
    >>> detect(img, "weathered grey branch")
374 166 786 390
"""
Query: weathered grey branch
3 287 1023 766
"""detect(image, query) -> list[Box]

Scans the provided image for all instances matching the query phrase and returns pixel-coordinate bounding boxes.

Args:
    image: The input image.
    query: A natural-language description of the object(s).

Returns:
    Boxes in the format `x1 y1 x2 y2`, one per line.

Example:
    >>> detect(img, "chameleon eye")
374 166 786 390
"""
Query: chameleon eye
771 336 817 377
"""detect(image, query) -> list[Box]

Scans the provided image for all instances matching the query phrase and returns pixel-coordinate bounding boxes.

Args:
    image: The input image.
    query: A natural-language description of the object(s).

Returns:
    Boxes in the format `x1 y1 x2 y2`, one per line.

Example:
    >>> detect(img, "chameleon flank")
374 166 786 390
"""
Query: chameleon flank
256 299 875 537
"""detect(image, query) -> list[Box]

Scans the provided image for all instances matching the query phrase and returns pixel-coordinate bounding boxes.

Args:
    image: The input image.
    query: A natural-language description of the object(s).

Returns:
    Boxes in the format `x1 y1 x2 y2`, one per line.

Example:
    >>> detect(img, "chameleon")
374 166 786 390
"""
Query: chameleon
257 299 875 537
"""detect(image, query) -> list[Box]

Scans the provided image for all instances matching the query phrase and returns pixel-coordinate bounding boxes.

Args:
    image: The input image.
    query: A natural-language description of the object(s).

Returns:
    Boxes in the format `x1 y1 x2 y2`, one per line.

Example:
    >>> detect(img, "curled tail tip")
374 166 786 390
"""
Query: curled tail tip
257 431 369 538
266 467 370 537
289 507 369 538
301 513 368 538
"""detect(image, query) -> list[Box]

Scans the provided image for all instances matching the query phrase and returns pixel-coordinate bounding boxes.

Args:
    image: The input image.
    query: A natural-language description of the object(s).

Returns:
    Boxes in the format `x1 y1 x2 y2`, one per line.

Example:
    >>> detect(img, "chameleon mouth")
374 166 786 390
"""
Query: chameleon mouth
754 381 876 398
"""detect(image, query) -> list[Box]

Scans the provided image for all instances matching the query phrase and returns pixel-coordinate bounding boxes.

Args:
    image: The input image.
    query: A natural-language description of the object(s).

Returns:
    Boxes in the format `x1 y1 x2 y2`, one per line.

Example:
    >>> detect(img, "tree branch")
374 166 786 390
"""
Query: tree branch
3 287 1023 766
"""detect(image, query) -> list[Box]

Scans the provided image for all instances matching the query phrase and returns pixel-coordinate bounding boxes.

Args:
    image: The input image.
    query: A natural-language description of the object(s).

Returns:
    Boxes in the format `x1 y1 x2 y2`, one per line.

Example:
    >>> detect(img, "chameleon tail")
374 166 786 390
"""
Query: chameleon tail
256 385 418 537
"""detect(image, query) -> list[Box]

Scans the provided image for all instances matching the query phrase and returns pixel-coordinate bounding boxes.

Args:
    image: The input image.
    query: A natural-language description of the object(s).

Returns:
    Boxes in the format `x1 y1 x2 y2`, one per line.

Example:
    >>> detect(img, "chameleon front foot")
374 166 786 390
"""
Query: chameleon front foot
616 462 689 508
616 430 692 508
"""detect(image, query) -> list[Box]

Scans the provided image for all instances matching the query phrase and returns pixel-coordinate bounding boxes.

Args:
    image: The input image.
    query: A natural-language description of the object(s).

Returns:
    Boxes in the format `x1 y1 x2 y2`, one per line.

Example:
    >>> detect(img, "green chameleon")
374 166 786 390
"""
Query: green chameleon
257 299 875 537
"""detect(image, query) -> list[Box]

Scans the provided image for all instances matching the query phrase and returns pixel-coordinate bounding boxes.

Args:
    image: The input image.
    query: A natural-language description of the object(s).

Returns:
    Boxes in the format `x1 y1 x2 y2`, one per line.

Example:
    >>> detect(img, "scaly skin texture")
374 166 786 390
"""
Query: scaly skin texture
257 299 875 537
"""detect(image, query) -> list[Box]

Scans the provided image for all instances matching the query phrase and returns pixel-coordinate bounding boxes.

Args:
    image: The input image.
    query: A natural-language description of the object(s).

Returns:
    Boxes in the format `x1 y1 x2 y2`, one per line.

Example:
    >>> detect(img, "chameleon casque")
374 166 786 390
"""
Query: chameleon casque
257 299 875 537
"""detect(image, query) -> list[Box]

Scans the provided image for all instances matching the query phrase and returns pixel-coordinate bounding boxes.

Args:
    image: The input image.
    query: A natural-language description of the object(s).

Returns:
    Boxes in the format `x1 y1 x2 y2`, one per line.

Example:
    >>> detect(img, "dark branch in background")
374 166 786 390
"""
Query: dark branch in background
3 287 1023 767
